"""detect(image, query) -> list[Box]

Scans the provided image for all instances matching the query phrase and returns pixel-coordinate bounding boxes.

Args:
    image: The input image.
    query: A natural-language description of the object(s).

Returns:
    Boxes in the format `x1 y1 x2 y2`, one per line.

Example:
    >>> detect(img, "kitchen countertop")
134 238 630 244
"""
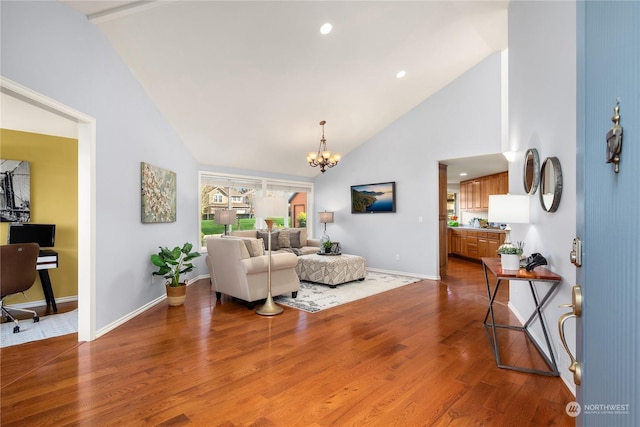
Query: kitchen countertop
448 226 505 233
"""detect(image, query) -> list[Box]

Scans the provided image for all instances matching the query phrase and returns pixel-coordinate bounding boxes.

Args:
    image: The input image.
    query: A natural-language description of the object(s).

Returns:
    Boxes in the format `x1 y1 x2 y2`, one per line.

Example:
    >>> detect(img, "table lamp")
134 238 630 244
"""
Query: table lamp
215 209 236 235
318 211 334 245
488 194 530 269
253 195 286 316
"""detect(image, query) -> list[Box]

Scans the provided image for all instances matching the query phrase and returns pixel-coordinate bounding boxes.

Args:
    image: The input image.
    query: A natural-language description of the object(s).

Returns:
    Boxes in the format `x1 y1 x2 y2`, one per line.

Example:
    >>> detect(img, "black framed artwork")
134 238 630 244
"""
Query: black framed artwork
351 182 396 213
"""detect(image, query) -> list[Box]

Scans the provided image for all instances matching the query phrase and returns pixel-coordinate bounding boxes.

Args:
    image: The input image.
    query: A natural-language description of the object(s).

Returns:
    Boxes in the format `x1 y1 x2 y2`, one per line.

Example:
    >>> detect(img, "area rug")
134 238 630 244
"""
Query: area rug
274 271 422 313
1 309 78 348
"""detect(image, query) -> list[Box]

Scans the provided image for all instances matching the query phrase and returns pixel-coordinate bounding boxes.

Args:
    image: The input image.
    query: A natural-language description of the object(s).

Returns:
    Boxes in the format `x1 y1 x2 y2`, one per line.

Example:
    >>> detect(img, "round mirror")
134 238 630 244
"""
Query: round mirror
539 156 563 212
523 148 540 194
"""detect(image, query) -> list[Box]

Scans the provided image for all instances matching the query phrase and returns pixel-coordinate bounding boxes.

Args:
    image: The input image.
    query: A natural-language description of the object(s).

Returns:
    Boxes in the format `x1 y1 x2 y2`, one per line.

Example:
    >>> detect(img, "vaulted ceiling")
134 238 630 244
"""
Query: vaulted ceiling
60 0 509 177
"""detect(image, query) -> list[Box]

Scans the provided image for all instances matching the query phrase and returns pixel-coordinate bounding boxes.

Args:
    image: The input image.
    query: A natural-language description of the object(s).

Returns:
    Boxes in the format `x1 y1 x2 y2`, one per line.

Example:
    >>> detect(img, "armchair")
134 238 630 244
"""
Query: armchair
206 237 299 306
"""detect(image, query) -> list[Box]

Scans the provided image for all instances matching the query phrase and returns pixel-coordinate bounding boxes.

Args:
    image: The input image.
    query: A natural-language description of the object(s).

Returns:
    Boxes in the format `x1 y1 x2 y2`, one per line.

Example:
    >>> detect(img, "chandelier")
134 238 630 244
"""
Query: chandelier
307 120 340 173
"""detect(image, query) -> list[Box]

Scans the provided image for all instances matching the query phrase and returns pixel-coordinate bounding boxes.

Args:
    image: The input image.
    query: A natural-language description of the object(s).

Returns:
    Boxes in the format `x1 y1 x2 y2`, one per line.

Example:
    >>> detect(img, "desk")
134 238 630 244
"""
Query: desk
37 250 58 312
481 257 560 376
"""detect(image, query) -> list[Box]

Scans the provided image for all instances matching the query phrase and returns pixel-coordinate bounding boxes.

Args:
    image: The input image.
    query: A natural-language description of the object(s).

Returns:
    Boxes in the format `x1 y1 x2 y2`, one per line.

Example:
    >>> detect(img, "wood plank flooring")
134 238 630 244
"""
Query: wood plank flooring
1 257 576 426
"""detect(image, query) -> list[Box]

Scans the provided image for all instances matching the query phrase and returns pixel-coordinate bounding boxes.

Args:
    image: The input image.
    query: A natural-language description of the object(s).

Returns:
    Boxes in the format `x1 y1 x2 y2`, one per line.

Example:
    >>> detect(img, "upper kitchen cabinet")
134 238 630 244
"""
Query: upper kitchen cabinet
460 171 508 211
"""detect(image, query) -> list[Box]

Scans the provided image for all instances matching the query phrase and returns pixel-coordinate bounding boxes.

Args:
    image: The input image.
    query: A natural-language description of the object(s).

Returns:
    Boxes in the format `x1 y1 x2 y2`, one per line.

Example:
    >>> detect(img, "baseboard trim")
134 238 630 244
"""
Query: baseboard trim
3 295 78 310
94 276 209 339
366 267 438 281
96 295 165 338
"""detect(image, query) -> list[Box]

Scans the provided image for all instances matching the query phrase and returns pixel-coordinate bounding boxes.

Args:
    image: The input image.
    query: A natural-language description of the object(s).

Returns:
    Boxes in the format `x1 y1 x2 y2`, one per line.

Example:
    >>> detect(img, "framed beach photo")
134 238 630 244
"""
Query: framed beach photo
350 181 396 213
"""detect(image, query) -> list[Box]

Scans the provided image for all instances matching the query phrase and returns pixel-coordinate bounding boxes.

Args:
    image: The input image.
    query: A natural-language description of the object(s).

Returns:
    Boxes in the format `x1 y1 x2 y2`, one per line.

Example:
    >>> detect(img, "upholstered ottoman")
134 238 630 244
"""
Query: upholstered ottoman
296 254 366 288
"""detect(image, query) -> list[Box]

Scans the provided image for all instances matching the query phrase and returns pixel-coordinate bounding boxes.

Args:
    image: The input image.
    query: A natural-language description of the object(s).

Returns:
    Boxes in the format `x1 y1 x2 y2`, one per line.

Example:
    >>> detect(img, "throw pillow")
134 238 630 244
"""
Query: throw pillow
257 230 280 251
289 229 302 248
249 239 265 257
238 240 251 259
278 229 291 248
231 237 263 257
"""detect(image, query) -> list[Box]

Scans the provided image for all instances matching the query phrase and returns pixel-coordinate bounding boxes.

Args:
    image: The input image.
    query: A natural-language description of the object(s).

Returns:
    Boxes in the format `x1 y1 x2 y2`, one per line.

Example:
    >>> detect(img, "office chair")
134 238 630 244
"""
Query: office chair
0 243 40 333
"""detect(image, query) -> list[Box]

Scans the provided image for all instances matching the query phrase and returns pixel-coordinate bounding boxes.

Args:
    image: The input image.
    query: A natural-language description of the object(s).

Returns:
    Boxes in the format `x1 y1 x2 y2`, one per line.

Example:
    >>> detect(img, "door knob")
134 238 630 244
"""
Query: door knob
558 285 582 385
559 284 582 316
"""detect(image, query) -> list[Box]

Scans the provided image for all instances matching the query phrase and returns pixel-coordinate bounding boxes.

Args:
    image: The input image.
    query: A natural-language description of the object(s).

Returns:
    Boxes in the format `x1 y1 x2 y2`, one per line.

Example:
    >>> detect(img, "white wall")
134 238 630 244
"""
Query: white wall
508 0 577 392
1 1 199 331
313 52 504 279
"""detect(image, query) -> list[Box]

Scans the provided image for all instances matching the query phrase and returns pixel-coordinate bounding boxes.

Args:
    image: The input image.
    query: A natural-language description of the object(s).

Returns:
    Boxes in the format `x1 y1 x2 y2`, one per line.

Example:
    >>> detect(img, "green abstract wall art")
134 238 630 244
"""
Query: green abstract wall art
141 162 176 223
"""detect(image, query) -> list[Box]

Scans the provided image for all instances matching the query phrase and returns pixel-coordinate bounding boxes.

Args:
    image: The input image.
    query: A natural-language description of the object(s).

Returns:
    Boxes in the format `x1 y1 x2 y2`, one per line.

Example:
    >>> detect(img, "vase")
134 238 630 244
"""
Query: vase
501 254 520 271
166 283 187 306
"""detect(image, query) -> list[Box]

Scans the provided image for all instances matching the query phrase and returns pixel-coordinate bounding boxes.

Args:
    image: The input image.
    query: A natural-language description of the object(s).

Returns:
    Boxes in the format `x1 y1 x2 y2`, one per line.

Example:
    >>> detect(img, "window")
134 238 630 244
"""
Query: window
265 180 312 229
199 172 313 248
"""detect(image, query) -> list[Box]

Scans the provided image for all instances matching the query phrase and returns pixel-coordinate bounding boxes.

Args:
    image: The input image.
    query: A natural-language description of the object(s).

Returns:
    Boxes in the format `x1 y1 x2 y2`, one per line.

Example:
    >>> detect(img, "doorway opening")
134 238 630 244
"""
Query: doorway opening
1 78 96 341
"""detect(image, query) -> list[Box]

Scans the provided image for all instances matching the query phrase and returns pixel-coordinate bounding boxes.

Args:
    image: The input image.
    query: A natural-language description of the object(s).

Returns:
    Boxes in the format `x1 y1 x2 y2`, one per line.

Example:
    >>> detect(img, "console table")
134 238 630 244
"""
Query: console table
481 257 560 376
37 250 58 312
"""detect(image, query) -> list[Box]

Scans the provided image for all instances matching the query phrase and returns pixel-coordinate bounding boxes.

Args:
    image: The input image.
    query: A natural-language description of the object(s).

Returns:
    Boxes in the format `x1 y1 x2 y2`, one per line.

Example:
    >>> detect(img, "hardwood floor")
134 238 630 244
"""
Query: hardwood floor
1 258 575 426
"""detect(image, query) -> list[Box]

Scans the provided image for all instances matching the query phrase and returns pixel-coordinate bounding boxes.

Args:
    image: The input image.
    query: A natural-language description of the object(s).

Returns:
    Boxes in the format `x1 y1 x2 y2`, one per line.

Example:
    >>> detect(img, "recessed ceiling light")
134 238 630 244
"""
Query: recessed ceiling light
396 70 406 79
460 172 468 176
320 23 332 35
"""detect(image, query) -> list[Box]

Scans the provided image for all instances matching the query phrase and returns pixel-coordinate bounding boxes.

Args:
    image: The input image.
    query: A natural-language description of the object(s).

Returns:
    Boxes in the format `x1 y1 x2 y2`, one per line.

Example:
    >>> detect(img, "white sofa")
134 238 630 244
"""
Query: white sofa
228 227 320 255
206 237 300 306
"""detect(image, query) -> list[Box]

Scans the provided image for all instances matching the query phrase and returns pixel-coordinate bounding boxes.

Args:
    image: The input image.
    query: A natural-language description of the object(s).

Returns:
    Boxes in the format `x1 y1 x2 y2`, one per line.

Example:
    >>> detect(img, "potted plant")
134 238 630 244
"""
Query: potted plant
150 242 201 306
296 212 307 227
497 245 523 271
322 240 333 254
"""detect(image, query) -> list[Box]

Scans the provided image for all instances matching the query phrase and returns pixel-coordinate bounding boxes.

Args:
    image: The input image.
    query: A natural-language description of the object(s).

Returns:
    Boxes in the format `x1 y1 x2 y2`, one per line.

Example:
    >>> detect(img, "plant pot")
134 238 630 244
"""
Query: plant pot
166 283 187 306
500 254 521 271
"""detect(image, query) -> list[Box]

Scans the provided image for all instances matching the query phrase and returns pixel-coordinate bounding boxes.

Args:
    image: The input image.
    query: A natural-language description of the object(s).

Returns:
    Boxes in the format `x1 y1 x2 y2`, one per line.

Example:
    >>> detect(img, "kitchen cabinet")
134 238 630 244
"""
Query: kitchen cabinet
460 233 467 257
477 232 489 257
460 181 472 210
496 171 509 195
465 232 479 258
476 231 504 258
486 232 503 257
449 229 463 255
459 183 467 209
448 228 505 260
472 180 482 209
460 171 508 212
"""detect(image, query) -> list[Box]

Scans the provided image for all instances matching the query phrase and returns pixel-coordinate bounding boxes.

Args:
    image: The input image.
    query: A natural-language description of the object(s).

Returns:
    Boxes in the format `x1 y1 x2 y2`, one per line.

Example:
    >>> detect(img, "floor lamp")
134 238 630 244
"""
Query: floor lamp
254 196 286 316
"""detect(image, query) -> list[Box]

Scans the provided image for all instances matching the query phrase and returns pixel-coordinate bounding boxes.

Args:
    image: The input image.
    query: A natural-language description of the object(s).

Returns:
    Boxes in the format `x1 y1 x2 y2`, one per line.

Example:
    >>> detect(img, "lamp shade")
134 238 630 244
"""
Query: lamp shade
318 211 334 224
254 196 286 218
215 209 236 225
488 195 530 224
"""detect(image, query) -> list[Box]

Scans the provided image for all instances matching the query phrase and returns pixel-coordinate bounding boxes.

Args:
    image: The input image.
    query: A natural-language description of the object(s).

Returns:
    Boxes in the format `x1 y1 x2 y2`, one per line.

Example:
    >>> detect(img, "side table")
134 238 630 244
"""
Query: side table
481 257 560 376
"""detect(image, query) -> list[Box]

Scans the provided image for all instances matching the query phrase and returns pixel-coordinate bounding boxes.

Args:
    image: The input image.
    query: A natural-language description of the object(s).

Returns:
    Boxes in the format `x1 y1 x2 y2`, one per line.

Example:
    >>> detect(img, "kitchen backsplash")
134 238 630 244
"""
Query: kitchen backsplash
460 210 488 226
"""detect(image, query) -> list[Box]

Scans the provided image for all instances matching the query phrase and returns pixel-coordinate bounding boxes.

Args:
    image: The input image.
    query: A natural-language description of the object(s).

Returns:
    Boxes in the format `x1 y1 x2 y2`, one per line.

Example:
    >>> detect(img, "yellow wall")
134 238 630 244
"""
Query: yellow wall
1 129 78 305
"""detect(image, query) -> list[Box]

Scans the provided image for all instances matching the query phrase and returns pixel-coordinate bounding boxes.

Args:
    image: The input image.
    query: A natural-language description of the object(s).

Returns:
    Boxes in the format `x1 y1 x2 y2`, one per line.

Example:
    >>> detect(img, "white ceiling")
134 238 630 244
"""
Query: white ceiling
440 153 509 184
54 1 509 178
